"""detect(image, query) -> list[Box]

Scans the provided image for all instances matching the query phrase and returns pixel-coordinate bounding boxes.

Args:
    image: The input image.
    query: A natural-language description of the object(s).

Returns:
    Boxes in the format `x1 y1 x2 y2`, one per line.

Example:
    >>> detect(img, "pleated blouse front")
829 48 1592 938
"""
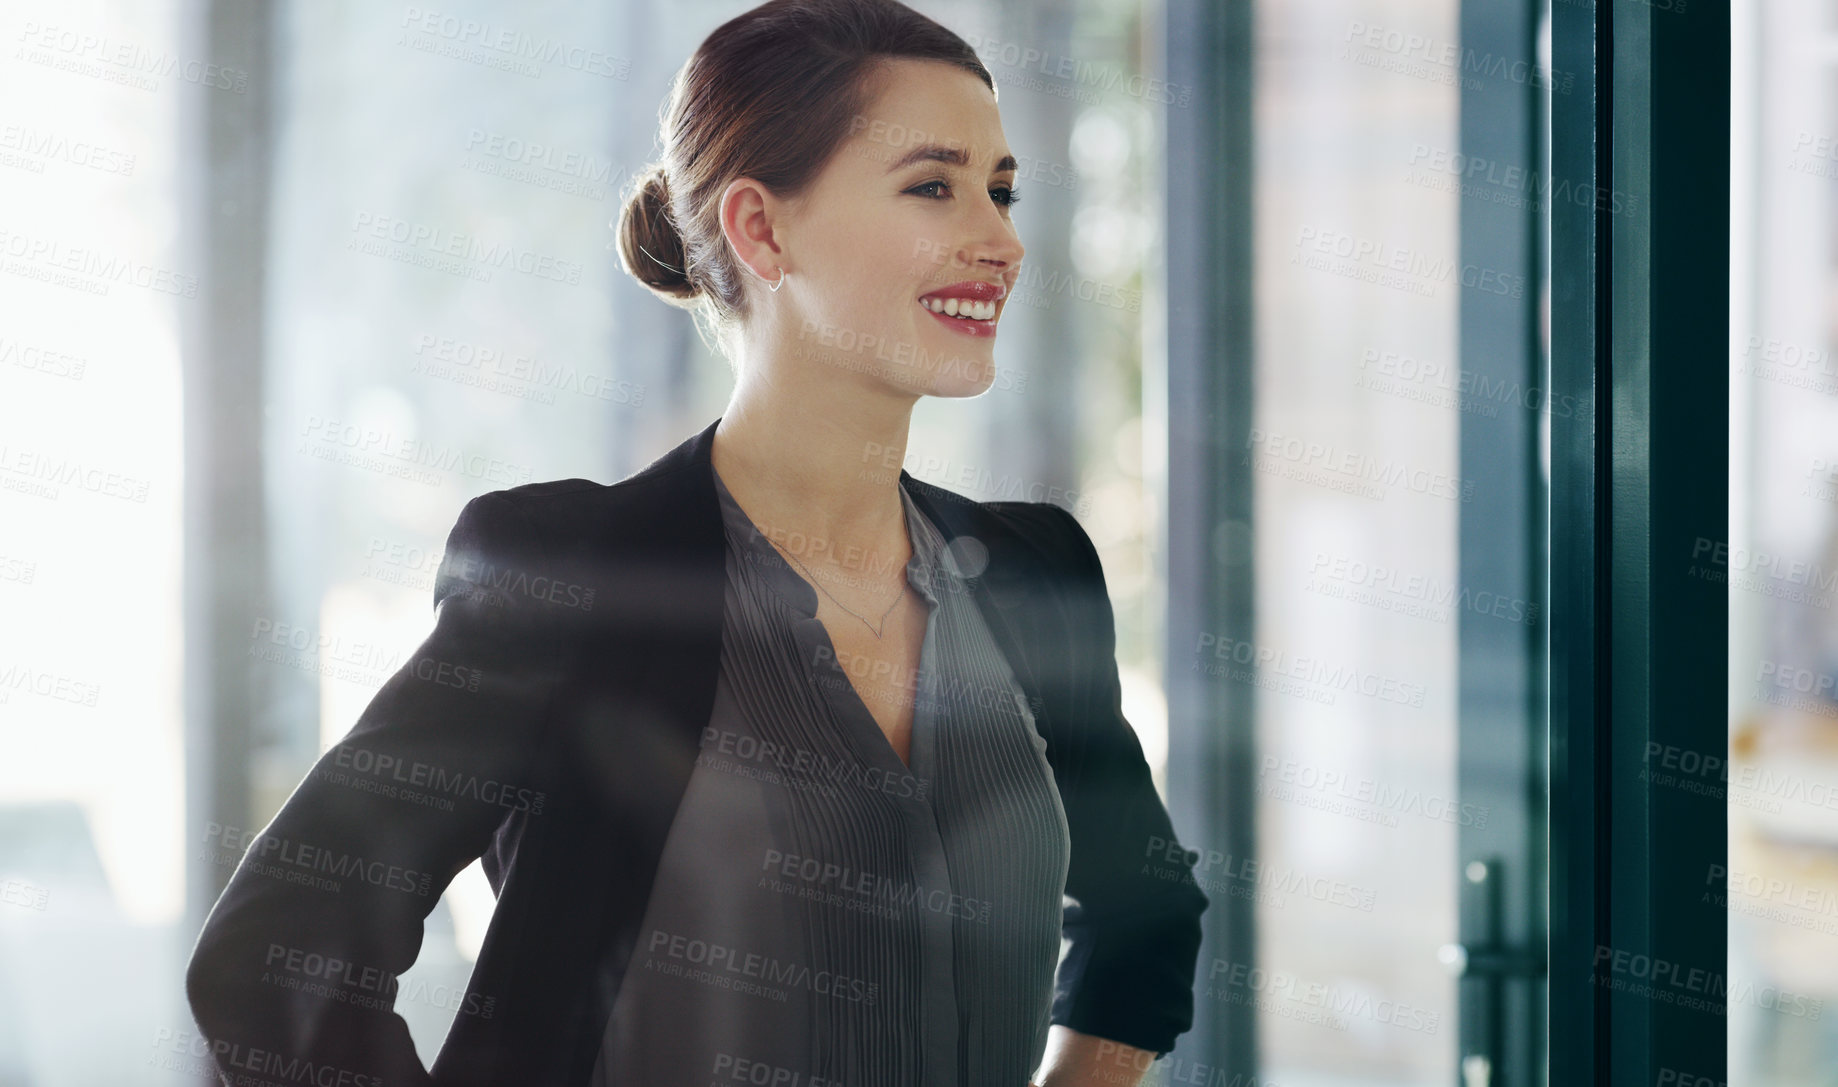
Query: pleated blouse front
589 466 1071 1087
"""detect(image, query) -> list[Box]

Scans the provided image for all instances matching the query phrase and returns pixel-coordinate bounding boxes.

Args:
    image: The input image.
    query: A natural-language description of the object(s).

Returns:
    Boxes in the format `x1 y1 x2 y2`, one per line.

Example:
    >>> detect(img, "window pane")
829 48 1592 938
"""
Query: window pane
0 2 187 1083
1730 2 1838 1082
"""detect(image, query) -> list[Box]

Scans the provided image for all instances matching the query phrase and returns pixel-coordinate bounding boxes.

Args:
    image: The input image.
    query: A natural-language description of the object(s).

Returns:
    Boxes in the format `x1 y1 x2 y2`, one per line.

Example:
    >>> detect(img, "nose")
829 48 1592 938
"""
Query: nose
956 214 1025 288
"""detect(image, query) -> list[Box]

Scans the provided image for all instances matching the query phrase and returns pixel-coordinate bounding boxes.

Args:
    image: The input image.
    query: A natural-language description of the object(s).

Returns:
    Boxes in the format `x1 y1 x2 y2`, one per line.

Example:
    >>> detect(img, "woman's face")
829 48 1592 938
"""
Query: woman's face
734 57 1026 399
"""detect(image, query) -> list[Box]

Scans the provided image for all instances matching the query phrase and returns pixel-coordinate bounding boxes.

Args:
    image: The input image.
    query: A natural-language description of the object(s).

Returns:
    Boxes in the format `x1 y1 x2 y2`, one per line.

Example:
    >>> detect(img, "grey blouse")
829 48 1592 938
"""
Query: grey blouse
590 467 1071 1087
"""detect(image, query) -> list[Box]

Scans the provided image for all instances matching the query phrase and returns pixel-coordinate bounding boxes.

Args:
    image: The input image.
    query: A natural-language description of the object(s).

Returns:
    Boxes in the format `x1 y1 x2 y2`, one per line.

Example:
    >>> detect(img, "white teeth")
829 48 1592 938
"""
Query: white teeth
922 297 994 320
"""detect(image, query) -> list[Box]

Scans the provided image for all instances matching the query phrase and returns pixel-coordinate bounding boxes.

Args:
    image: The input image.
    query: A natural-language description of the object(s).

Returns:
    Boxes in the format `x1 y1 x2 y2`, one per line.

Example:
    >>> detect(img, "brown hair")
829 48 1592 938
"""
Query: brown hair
615 0 993 359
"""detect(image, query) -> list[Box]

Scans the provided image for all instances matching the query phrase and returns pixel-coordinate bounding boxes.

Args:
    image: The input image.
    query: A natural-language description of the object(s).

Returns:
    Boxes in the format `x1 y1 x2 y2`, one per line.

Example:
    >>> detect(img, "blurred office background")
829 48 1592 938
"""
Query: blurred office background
2 1 1819 1086
1728 2 1838 1084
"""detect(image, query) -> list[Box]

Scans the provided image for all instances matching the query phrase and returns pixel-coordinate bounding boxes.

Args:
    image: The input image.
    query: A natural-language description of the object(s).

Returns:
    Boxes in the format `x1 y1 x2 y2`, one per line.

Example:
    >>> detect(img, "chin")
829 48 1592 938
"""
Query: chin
870 345 996 399
927 368 997 399
910 349 996 398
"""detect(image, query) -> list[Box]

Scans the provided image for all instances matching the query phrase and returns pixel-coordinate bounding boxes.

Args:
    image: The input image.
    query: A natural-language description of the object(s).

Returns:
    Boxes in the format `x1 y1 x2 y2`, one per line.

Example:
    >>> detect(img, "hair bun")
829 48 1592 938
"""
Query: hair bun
618 164 698 301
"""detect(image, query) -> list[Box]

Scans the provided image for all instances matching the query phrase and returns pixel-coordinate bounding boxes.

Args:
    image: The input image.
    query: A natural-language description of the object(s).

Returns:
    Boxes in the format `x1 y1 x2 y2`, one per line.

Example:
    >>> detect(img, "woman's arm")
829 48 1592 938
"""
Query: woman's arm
1031 502 1211 1059
184 491 569 1087
1033 1024 1157 1087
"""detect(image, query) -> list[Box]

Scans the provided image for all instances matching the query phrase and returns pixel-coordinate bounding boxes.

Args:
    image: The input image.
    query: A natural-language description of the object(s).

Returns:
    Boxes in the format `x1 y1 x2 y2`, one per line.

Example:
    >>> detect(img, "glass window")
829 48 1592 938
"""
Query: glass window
1729 1 1838 1080
0 3 187 1083
1244 1 1464 1082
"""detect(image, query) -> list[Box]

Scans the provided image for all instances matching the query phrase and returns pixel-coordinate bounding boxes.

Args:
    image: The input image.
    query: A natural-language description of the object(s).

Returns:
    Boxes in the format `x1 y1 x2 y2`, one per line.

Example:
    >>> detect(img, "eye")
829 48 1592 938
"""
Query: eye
906 180 1023 210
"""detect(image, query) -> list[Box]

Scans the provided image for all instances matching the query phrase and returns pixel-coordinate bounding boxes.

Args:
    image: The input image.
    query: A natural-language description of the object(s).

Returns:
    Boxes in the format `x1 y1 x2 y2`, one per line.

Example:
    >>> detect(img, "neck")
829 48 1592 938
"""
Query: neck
711 356 918 571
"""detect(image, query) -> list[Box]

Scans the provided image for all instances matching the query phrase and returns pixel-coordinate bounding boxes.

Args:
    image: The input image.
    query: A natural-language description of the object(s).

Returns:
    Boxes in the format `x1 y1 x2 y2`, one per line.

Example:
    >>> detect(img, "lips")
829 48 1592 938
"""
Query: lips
919 280 1007 304
918 280 1006 324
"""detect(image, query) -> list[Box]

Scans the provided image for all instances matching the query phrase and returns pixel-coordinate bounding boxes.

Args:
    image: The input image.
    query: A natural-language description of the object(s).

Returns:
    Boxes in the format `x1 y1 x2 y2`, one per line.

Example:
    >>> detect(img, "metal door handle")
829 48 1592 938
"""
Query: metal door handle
1449 858 1542 1086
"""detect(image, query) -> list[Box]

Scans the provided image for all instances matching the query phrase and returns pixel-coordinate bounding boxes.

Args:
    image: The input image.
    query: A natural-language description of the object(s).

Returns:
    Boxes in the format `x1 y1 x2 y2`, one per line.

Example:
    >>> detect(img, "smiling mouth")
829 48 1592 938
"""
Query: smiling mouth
917 295 999 322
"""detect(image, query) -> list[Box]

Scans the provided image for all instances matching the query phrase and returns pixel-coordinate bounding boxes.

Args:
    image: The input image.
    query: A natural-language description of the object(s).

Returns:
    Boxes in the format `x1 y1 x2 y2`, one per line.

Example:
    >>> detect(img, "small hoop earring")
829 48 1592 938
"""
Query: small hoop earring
768 268 786 292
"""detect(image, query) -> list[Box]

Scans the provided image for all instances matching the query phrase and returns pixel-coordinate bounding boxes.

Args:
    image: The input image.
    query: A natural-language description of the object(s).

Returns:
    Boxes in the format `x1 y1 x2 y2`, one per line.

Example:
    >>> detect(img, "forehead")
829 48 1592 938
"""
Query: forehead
841 57 1011 174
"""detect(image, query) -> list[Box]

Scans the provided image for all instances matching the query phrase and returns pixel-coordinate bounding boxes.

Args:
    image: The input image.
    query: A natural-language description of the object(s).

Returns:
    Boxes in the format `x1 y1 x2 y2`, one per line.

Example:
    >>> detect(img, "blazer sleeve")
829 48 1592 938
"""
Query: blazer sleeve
1036 503 1210 1059
184 491 569 1087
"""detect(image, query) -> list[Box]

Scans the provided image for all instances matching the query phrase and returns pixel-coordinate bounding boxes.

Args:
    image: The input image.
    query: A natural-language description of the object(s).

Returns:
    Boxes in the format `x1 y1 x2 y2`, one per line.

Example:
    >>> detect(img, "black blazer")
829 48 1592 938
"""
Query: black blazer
185 417 1209 1087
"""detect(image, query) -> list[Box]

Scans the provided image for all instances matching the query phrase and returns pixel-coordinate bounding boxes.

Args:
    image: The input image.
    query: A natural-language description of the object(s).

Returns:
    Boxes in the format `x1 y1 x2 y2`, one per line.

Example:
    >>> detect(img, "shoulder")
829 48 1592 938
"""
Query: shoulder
436 478 597 557
448 466 688 542
900 474 1102 587
981 500 1101 575
458 476 601 521
432 473 679 608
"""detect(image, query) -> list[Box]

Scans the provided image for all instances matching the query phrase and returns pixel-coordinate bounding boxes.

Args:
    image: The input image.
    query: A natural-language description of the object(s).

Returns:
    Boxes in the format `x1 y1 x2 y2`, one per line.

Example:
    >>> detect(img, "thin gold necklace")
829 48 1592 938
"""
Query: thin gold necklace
774 544 908 639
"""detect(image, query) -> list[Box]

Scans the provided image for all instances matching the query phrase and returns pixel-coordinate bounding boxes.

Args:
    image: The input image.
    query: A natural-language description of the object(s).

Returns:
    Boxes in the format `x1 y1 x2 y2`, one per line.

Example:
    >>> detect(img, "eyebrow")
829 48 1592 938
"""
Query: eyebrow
883 143 1019 176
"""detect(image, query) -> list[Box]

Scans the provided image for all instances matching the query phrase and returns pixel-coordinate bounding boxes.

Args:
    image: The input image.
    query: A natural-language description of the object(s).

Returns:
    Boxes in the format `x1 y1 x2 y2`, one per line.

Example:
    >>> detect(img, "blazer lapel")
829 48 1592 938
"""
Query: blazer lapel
553 418 729 1087
898 473 1048 719
568 415 727 826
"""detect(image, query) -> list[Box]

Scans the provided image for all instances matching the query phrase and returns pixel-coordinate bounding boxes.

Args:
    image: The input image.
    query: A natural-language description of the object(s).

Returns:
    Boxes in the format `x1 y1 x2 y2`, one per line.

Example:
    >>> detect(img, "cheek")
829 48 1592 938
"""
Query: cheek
906 234 960 287
805 212 947 329
856 209 956 286
821 238 907 308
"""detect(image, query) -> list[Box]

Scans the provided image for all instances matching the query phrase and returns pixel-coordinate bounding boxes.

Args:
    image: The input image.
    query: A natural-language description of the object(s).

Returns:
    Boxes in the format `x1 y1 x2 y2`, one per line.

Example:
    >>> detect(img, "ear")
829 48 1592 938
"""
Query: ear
717 176 785 287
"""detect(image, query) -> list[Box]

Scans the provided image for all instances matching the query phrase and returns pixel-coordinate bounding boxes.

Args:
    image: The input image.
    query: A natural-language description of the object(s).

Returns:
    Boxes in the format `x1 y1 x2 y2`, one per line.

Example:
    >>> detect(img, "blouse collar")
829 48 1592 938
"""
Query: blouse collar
710 464 955 619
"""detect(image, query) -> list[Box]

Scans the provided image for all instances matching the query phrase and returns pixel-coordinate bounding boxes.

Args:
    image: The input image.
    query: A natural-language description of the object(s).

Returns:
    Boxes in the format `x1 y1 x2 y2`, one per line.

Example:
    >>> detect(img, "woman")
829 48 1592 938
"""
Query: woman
184 2 1207 1085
